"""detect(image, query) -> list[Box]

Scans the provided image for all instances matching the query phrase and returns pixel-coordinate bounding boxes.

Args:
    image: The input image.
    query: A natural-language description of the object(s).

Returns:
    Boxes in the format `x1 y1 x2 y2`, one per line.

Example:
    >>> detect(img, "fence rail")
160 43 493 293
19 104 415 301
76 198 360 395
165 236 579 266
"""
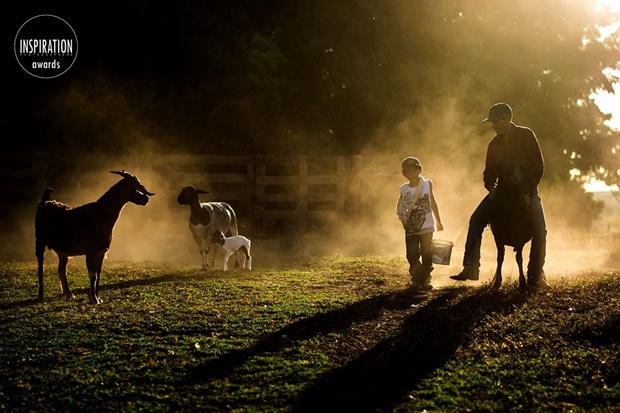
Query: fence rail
0 153 373 232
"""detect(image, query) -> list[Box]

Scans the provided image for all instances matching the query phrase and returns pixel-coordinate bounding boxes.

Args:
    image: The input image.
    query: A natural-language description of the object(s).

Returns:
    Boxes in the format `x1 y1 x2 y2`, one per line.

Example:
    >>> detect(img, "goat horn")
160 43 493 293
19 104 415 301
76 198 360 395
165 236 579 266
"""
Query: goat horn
197 189 210 194
109 170 134 179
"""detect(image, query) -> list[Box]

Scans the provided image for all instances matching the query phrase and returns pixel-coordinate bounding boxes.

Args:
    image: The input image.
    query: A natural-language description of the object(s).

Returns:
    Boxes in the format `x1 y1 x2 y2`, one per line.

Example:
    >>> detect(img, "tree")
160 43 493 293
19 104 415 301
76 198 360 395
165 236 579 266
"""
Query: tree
5 0 619 187
276 0 619 183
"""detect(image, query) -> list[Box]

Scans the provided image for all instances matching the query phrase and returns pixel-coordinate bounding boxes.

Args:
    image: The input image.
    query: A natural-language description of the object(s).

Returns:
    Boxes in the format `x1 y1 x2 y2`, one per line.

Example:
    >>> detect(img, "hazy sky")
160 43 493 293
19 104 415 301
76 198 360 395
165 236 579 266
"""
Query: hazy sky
591 0 620 131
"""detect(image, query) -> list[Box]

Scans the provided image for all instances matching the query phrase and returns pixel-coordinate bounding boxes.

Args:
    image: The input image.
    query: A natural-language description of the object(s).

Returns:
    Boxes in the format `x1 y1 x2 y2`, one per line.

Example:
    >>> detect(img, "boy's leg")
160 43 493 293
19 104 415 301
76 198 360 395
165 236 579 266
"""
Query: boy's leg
451 194 491 281
419 232 434 288
405 233 422 284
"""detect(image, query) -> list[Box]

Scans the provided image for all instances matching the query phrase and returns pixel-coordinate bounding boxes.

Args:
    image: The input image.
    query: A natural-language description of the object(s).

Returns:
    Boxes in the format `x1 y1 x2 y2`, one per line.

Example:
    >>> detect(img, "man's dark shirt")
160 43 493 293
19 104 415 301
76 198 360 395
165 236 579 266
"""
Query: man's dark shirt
483 122 544 191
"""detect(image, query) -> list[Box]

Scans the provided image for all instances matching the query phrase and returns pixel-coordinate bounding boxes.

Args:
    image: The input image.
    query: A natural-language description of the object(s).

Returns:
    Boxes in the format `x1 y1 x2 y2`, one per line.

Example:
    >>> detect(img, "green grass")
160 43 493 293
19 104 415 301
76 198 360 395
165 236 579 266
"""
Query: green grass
1 256 619 412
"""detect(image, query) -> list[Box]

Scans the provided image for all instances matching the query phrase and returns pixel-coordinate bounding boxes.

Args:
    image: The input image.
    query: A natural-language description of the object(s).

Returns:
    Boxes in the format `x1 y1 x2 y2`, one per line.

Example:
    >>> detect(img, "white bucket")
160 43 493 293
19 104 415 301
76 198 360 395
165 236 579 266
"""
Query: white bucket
431 239 453 265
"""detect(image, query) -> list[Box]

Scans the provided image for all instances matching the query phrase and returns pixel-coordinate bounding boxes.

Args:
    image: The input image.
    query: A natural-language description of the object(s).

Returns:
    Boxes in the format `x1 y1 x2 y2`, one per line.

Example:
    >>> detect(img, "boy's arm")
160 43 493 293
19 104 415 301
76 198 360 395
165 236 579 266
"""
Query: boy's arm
429 181 443 231
396 192 408 228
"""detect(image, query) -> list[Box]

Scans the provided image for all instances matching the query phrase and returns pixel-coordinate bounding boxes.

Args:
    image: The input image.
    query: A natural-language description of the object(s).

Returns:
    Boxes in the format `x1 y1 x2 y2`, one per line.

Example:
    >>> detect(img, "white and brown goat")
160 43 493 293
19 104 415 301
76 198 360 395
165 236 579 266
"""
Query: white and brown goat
177 186 239 269
35 170 154 304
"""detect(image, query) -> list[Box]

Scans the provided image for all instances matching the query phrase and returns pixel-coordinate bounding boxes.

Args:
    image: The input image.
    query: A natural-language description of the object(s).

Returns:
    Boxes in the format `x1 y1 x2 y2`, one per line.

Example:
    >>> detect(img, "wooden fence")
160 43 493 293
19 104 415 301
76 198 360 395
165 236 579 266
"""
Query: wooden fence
0 153 374 232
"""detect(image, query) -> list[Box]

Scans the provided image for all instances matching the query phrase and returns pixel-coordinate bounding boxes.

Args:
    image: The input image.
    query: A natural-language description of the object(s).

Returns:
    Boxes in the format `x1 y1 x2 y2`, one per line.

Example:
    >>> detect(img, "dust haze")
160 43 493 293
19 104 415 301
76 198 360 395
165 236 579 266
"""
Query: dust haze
5 99 619 288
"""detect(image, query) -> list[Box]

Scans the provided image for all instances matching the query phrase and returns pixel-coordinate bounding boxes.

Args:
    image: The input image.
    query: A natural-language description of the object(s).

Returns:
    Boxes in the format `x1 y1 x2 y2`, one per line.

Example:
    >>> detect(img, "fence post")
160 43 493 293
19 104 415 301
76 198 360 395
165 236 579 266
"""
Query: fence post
245 155 256 230
298 156 308 232
33 152 48 200
336 156 346 216
254 155 266 227
347 155 363 219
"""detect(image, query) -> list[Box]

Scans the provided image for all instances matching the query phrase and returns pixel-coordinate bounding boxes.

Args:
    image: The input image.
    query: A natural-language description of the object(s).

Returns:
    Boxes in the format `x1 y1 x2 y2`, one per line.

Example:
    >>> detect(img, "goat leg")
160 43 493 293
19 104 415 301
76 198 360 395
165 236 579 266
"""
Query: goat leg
491 244 505 290
240 246 251 270
222 251 233 271
94 253 105 304
208 245 217 269
516 246 527 290
87 271 99 304
57 254 74 300
36 243 45 302
201 248 209 270
86 254 104 304
193 235 209 270
95 275 103 304
37 263 44 302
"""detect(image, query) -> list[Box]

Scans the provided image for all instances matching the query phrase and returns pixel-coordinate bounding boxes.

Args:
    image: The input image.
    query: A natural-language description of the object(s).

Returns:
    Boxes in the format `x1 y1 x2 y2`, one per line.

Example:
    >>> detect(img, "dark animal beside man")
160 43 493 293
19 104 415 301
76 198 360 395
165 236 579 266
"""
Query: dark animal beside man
489 156 532 290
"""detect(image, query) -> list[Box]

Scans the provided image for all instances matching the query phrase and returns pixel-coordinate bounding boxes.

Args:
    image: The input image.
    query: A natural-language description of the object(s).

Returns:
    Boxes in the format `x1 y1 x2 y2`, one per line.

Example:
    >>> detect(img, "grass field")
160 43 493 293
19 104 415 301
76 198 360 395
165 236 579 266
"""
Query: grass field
1 235 620 412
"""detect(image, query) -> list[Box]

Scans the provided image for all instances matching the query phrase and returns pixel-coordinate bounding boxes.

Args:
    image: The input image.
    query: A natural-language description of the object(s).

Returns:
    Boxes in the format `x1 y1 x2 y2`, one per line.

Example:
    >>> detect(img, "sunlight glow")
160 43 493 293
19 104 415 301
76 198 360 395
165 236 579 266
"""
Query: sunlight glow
586 1 620 193
596 0 620 14
584 177 619 192
597 20 620 40
590 0 620 130
591 87 620 130
590 69 620 131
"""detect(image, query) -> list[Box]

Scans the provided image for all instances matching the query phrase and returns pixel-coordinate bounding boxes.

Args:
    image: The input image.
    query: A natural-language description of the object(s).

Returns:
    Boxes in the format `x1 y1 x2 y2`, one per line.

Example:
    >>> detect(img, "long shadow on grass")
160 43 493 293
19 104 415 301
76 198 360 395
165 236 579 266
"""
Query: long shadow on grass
190 287 437 382
0 298 40 311
291 286 529 412
1 272 213 310
186 281 528 410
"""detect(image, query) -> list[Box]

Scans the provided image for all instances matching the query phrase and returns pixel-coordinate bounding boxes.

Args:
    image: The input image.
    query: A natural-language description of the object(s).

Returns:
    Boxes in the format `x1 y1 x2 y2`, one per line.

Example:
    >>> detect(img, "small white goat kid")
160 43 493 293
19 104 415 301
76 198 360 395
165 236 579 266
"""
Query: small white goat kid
212 230 252 271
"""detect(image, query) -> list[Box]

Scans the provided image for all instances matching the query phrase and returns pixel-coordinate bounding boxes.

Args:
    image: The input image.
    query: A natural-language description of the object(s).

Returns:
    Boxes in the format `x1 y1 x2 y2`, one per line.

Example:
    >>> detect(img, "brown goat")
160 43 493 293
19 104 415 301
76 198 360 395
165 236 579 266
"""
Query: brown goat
35 170 154 304
489 156 533 290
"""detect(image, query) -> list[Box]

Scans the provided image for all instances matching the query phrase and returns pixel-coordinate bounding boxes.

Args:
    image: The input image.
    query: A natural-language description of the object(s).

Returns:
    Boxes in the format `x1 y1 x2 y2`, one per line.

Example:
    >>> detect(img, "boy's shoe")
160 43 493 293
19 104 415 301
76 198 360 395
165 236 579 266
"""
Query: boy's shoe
450 268 479 281
408 283 420 292
420 273 432 291
410 274 433 293
409 283 432 293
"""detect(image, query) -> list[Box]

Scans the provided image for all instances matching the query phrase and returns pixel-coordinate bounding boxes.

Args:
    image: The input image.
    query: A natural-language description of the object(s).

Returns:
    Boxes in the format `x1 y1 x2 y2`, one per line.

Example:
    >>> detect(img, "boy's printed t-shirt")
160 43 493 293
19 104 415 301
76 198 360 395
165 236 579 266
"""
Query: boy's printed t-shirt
398 179 434 235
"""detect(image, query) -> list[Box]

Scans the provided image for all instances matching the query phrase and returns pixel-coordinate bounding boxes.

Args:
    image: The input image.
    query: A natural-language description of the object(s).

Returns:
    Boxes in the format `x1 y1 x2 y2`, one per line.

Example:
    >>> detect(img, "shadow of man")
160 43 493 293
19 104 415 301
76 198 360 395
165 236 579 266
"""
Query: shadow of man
190 287 434 382
292 286 528 412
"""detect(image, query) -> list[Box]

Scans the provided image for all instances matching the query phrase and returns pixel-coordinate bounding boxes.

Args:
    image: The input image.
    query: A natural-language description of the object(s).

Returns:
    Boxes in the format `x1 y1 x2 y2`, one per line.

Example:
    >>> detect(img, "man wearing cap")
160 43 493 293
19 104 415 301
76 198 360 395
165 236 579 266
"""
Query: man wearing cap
451 103 547 287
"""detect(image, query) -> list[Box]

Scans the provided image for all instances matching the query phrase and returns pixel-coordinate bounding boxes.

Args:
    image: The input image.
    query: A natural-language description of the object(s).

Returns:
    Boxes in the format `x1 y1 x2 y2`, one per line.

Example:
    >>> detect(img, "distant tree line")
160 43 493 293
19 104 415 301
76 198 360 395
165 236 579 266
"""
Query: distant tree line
3 0 619 190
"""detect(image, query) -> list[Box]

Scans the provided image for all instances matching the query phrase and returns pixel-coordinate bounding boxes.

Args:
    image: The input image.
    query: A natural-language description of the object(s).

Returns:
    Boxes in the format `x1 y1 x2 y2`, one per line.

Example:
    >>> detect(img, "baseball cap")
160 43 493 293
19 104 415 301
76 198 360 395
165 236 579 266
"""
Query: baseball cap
402 157 422 170
482 102 512 123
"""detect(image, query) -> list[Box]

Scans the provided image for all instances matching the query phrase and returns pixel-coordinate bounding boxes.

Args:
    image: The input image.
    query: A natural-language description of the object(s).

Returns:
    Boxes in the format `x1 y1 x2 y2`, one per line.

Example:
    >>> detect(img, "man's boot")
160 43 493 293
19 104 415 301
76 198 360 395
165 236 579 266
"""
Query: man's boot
450 266 479 281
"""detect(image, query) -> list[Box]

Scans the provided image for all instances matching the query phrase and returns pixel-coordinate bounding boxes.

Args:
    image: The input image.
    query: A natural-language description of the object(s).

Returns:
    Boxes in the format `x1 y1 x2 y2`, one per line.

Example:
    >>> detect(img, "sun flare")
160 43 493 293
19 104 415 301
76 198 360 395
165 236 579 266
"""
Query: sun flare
596 0 620 13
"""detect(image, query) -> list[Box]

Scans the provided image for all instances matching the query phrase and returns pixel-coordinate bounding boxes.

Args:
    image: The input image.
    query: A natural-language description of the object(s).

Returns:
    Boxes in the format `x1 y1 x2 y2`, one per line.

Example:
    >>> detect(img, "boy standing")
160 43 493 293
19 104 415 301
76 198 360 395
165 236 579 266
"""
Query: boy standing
396 157 443 291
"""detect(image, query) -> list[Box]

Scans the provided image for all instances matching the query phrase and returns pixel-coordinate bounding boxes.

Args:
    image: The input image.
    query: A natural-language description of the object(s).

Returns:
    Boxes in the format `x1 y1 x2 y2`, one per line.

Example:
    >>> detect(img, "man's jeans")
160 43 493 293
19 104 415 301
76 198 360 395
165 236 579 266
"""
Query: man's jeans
462 189 547 282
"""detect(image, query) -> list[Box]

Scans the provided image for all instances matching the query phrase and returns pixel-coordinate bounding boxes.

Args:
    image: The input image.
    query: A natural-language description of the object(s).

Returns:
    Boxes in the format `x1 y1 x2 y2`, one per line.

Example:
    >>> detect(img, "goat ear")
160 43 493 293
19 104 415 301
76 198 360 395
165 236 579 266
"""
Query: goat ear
197 189 210 195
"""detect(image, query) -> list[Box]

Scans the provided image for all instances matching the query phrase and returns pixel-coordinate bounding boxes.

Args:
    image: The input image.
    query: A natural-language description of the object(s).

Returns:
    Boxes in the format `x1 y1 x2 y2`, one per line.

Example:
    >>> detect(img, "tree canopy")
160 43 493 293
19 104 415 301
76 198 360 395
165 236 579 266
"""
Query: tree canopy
3 0 619 187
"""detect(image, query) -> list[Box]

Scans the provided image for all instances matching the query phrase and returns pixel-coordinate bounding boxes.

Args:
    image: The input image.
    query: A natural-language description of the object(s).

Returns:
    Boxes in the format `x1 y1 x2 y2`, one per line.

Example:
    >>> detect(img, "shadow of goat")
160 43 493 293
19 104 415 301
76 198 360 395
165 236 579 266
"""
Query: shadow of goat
489 156 532 290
